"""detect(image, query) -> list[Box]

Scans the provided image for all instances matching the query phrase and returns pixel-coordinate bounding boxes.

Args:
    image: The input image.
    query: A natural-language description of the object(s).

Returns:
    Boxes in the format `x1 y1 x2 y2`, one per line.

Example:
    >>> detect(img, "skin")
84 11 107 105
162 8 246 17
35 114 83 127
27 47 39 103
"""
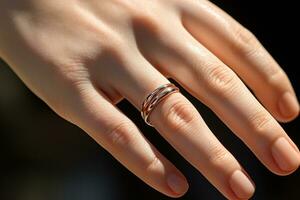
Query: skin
0 0 299 199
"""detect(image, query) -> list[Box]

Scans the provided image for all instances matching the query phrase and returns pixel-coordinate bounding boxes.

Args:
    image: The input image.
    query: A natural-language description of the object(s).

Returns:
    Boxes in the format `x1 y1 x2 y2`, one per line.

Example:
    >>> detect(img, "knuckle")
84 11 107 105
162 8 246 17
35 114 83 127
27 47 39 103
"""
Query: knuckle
129 4 171 39
248 110 273 132
163 100 197 131
104 121 137 147
87 22 126 52
233 26 261 57
131 7 153 20
145 156 162 172
267 68 286 83
132 11 165 37
207 144 230 166
59 62 90 87
205 65 238 95
254 59 283 82
102 34 128 54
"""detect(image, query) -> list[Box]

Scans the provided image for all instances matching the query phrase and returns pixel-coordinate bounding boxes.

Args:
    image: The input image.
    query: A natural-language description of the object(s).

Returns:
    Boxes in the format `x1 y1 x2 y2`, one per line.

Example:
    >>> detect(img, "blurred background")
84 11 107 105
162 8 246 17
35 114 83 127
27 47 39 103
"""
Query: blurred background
0 0 299 199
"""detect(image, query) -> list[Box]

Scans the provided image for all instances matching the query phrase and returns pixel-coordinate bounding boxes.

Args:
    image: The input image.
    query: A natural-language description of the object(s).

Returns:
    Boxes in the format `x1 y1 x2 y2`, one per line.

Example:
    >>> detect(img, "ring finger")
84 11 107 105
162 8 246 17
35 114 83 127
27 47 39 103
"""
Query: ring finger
110 49 256 200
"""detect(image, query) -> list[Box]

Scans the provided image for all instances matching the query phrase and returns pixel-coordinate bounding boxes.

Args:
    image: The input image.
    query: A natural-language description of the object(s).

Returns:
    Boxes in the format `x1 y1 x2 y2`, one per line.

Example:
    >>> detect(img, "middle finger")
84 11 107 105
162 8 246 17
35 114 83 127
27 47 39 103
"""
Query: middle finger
109 49 255 199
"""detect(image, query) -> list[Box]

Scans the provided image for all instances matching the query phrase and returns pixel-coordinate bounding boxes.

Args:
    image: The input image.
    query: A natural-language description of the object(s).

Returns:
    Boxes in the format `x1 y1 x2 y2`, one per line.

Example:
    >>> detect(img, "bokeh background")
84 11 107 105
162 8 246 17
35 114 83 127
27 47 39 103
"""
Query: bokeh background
0 0 299 199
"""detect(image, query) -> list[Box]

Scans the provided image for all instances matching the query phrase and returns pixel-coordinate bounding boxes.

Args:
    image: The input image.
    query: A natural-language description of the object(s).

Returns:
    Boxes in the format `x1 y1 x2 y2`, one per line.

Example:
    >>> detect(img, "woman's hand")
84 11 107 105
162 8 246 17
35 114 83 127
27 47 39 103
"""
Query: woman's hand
1 0 299 199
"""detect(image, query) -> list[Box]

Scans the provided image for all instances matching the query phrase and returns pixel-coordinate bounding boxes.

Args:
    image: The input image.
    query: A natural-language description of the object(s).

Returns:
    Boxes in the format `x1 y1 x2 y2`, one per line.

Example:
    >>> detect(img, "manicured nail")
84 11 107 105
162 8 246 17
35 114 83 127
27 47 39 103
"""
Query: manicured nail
278 92 299 118
271 137 300 172
229 170 255 199
167 173 188 195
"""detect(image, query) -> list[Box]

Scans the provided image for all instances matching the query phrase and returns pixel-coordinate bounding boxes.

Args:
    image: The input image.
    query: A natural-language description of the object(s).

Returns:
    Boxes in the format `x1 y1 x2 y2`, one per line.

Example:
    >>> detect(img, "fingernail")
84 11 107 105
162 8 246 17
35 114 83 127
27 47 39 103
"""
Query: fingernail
167 173 188 195
229 170 255 199
271 137 300 172
278 92 300 118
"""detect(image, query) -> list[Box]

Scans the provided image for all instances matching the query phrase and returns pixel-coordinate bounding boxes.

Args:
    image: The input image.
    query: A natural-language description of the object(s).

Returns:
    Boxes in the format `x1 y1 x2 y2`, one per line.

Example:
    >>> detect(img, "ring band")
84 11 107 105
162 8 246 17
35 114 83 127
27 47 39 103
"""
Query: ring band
141 83 180 126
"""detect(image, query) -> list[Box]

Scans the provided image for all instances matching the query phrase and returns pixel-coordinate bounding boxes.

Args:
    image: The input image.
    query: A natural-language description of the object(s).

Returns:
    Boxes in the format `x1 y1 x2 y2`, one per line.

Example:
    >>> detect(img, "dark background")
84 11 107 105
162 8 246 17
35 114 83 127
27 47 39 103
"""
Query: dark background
0 1 299 199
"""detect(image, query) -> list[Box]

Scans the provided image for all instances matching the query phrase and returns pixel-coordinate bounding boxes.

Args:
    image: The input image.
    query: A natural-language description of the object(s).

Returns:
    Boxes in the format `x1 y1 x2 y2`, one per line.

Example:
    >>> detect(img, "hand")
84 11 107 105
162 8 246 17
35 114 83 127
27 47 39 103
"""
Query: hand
1 0 299 199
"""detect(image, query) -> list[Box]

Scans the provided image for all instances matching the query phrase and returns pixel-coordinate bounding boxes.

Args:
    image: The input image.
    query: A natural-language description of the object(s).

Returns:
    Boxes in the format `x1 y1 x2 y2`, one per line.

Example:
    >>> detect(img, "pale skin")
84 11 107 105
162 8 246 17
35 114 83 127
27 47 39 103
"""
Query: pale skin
0 0 299 199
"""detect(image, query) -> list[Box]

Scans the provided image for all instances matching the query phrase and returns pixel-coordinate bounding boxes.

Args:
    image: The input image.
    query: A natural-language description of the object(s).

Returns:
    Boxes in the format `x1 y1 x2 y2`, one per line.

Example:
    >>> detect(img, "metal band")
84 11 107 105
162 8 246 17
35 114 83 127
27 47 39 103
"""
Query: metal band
141 83 179 126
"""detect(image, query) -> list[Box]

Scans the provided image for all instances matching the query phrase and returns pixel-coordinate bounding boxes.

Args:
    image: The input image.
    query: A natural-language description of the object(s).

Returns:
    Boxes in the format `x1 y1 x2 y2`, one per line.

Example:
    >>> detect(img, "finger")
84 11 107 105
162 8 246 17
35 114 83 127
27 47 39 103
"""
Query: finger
156 25 300 176
63 83 188 198
179 0 299 122
113 54 255 200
